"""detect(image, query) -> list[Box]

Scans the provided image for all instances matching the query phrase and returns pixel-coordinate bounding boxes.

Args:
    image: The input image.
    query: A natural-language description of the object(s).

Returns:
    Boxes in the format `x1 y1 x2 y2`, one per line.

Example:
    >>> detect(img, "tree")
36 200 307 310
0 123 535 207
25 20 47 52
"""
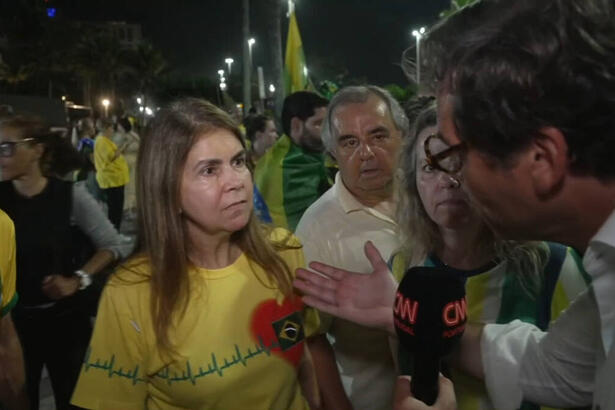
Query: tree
0 61 33 92
440 0 481 18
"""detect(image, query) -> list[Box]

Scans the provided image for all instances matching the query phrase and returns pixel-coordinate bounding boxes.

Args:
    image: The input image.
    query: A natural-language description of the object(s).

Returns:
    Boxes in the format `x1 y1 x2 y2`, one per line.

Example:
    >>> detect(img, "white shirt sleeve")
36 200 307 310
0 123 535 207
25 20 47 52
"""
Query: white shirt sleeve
481 288 598 409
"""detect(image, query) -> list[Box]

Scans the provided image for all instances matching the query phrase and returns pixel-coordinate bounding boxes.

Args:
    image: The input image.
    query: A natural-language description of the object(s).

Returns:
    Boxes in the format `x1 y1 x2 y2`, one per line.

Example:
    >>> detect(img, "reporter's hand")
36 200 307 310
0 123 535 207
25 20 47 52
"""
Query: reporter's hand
41 275 79 300
293 241 398 334
393 375 457 410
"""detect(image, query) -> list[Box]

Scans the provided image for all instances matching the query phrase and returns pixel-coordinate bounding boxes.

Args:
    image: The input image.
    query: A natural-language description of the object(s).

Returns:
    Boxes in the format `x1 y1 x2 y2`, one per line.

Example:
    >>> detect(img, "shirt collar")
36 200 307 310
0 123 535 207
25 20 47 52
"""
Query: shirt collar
583 208 615 355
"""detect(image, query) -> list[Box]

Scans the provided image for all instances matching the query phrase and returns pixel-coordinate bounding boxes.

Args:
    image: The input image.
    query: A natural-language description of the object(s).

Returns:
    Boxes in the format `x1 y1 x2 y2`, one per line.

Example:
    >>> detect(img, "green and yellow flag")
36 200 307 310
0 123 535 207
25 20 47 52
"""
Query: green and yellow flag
284 4 309 95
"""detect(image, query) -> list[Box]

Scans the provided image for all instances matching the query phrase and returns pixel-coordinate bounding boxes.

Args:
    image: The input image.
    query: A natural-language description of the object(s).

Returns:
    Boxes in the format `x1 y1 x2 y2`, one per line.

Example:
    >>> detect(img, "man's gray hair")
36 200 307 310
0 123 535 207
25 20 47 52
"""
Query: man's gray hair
321 85 410 153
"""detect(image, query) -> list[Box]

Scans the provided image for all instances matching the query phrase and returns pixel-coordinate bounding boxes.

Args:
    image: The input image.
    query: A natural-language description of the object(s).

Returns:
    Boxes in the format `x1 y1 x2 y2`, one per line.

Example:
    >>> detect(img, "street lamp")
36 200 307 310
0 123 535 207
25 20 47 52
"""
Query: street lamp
269 84 276 94
248 38 256 63
412 26 426 87
225 58 234 75
101 98 110 118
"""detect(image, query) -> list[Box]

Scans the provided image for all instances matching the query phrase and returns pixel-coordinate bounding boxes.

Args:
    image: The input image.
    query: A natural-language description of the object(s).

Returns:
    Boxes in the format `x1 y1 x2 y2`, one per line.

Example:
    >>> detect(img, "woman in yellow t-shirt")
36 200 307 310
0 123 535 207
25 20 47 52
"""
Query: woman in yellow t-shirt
72 98 319 410
94 117 129 230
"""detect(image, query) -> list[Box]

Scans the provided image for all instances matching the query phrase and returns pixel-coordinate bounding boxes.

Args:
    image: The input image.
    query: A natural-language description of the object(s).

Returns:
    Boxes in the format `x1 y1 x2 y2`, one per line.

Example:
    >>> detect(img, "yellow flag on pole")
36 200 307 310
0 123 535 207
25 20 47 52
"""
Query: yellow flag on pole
284 7 308 95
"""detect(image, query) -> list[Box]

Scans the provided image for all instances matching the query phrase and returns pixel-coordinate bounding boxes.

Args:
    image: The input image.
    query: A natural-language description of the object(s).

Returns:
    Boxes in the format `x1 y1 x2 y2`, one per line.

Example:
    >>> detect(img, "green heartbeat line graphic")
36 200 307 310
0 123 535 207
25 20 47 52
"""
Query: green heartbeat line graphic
82 336 282 386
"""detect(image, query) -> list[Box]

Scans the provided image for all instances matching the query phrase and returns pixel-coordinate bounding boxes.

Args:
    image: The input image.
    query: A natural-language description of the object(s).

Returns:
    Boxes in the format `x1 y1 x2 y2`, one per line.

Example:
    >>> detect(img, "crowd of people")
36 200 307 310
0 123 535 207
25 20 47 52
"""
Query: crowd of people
0 0 614 409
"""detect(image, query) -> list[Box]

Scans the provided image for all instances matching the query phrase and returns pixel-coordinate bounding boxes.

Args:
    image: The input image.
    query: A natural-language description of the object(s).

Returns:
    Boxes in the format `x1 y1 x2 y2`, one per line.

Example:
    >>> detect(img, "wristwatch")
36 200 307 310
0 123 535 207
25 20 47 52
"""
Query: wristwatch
74 270 92 290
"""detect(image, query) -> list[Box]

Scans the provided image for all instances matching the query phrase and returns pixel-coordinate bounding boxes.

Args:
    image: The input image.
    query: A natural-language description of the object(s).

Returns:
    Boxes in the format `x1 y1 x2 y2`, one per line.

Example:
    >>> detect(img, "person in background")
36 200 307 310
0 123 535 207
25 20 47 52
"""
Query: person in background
115 117 140 219
254 91 330 232
71 98 320 409
0 116 132 410
296 85 408 410
245 114 279 162
94 117 129 230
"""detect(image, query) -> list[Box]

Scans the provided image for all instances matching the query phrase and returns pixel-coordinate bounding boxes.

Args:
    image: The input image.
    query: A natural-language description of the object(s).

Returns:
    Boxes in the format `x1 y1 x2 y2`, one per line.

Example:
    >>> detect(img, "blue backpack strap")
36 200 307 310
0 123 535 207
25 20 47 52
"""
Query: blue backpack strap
536 242 567 330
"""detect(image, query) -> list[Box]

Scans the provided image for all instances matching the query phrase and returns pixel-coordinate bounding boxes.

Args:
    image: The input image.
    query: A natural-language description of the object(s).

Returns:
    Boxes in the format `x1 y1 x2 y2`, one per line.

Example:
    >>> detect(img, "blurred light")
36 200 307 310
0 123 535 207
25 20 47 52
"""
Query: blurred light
61 95 66 102
139 106 144 113
412 26 426 39
269 84 276 93
248 38 256 46
220 76 226 83
47 8 56 18
218 69 224 77
224 58 234 65
101 99 110 108
303 66 308 77
220 82 227 91
136 97 142 104
144 107 153 116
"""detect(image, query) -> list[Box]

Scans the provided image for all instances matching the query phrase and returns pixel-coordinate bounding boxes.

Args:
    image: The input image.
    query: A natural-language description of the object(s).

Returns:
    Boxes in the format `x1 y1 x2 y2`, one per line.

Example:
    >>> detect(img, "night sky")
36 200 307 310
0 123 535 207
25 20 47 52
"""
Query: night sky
58 0 450 86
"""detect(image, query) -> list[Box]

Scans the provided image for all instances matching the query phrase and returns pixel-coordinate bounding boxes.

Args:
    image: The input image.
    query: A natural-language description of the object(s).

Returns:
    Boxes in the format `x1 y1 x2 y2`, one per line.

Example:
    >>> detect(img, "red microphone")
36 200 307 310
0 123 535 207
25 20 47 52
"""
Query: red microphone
393 266 467 405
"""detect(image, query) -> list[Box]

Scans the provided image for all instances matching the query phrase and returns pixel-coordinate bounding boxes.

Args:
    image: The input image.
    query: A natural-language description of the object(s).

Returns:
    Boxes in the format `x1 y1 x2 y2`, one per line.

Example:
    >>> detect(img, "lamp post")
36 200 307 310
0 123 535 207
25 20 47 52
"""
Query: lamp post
101 98 110 118
248 38 256 62
411 27 426 87
225 58 234 75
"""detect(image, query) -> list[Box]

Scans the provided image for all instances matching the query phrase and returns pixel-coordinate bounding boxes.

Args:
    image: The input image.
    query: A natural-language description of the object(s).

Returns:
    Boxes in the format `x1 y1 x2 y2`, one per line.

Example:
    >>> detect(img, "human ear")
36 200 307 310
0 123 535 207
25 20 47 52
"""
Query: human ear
529 127 569 198
290 117 303 142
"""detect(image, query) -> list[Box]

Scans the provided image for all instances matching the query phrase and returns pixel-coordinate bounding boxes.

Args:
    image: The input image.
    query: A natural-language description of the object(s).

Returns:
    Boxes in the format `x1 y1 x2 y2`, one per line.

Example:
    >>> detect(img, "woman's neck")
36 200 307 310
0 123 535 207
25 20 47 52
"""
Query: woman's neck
436 224 494 270
187 227 242 270
12 167 48 198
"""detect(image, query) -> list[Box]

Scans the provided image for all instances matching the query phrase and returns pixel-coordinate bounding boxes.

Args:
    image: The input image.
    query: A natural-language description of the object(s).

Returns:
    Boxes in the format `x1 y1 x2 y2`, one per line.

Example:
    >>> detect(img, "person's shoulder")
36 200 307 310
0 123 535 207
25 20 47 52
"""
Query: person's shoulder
295 185 339 232
0 209 14 235
107 254 152 291
267 226 302 248
255 135 291 167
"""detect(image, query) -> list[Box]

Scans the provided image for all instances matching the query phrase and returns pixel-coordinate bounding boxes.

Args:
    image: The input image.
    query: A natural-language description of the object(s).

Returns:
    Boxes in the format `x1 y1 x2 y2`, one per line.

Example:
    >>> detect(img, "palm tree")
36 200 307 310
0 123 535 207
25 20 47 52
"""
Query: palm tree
0 61 33 92
125 42 167 99
72 31 129 108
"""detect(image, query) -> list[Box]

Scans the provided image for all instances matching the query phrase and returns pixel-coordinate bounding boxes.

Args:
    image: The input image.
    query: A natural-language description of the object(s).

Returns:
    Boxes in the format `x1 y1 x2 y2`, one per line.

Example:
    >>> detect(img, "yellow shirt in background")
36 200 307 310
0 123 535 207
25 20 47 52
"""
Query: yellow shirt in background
71 229 318 409
0 210 18 316
94 135 129 189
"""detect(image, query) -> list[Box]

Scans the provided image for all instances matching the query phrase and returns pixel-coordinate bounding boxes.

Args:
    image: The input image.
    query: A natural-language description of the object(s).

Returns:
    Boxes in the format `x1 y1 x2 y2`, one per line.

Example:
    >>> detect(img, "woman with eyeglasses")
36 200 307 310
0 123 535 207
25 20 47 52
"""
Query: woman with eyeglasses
294 104 590 410
0 116 132 410
70 98 320 409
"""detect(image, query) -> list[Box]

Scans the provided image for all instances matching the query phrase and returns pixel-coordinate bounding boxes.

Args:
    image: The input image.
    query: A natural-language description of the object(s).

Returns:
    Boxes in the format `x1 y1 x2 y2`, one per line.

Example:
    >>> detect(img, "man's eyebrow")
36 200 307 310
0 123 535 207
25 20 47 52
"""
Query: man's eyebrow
338 134 356 142
368 126 390 135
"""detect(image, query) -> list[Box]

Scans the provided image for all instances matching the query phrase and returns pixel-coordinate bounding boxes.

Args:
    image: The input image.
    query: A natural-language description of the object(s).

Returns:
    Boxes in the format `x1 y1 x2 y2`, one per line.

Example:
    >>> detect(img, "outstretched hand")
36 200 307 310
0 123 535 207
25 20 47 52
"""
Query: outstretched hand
293 241 397 334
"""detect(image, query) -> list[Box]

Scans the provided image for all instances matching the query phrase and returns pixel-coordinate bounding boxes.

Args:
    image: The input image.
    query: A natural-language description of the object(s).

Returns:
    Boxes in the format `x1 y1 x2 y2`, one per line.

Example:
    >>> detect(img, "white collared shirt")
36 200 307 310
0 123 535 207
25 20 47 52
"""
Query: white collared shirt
481 210 615 410
296 172 399 410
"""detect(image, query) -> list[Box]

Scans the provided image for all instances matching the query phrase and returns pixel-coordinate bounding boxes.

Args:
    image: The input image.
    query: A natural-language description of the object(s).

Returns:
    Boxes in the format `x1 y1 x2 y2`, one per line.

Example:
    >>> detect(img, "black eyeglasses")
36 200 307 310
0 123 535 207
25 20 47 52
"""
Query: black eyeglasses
424 134 467 174
0 138 36 158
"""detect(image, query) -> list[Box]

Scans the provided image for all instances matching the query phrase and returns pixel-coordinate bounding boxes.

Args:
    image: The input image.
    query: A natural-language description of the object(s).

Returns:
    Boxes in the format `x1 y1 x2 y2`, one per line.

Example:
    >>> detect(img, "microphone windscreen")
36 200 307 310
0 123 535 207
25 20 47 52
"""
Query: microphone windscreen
393 266 467 405
393 265 466 354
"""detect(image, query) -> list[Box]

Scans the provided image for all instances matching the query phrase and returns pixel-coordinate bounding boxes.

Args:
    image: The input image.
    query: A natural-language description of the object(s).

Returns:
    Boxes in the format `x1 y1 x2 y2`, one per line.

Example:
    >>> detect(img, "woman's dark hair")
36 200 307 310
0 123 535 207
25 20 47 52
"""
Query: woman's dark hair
117 117 132 133
419 0 615 179
244 114 270 143
1 115 83 177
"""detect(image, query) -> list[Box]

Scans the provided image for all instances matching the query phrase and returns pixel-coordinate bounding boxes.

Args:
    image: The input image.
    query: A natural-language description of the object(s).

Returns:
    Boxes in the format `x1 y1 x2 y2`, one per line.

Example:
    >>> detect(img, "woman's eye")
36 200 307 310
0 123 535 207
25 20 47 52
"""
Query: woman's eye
422 164 435 173
233 157 246 167
199 167 216 176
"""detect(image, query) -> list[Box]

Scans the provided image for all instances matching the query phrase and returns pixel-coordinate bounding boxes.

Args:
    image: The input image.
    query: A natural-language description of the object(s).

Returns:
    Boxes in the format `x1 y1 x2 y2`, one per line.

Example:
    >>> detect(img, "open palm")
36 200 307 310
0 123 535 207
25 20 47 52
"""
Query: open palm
293 241 398 334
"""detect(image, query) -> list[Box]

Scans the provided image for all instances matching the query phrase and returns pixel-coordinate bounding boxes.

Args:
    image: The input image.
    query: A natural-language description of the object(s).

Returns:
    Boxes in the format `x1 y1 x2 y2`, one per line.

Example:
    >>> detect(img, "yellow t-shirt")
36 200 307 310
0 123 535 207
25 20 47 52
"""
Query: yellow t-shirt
0 210 18 316
94 135 130 189
71 231 318 409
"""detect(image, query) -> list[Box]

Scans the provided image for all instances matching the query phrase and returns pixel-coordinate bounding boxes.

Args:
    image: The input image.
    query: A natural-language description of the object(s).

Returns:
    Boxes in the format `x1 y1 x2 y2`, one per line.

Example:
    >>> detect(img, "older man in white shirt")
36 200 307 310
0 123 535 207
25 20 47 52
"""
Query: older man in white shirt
296 85 409 410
